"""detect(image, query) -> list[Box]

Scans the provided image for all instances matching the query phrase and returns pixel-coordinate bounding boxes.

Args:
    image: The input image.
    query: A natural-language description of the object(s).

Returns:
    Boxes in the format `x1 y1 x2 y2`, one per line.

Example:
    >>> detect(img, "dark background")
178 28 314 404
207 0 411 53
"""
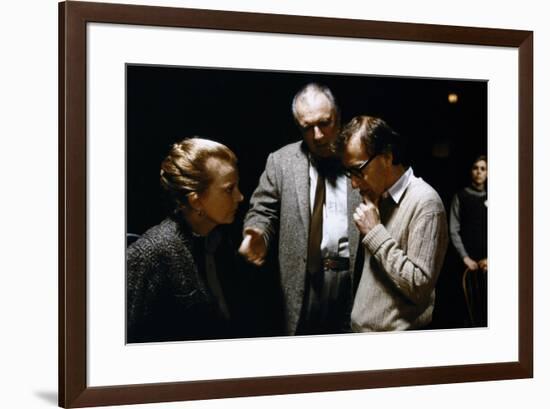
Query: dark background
127 64 487 330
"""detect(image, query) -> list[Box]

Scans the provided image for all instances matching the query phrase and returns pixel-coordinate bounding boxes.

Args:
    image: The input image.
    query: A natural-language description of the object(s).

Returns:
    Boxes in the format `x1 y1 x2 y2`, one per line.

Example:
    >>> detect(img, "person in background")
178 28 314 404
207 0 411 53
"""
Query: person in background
449 155 488 273
449 155 488 326
337 115 448 332
127 137 247 343
239 83 362 335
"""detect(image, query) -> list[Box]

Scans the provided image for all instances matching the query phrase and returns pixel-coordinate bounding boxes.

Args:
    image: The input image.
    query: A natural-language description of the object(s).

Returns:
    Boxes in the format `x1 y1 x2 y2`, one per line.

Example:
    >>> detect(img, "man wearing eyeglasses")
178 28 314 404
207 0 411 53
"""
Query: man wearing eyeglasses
239 83 362 335
337 115 448 331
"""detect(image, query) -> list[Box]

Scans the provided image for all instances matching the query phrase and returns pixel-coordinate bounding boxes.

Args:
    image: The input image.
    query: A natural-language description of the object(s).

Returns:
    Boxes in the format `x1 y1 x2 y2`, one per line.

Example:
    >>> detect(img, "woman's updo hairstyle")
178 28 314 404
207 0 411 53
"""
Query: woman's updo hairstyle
160 137 237 211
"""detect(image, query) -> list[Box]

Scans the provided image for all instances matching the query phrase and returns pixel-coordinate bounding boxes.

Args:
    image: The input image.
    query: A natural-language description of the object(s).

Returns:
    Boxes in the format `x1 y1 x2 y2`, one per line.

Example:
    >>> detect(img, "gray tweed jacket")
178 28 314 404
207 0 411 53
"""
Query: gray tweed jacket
244 141 362 335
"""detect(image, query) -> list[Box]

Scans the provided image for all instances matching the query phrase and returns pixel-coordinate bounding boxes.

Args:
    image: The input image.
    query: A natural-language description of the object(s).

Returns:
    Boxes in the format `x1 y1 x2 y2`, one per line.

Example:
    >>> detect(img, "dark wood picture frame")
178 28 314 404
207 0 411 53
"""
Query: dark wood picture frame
59 1 533 407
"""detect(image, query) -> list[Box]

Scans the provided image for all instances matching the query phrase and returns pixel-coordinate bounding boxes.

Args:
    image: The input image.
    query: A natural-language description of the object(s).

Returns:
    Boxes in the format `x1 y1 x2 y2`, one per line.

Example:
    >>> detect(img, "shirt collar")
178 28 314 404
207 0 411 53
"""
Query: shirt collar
386 167 413 204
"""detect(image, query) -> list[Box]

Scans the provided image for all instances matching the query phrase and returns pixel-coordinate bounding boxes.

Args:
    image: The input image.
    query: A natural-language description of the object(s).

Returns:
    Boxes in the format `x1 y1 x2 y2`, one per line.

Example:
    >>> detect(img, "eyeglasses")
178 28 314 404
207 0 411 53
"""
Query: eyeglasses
344 154 378 179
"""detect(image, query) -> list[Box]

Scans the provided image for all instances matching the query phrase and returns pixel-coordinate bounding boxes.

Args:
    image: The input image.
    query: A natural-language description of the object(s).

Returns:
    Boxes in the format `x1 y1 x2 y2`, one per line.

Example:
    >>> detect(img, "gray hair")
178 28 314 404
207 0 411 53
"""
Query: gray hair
291 83 340 123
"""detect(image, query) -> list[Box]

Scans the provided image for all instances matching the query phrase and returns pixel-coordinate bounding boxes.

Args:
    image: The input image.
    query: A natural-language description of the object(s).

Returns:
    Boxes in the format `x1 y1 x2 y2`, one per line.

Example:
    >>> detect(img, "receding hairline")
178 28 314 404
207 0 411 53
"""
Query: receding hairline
291 83 338 119
346 127 370 156
336 115 368 154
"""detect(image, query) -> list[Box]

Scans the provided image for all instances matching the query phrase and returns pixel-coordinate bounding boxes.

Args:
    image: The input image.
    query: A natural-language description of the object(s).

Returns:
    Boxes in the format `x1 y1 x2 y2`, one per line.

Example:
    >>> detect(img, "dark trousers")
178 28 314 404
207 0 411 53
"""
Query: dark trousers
297 268 352 335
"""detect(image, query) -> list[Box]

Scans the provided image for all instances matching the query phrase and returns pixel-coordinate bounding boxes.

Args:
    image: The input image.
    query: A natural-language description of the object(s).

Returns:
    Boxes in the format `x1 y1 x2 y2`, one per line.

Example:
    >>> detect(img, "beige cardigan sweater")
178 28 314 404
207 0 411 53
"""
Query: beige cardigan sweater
351 175 448 332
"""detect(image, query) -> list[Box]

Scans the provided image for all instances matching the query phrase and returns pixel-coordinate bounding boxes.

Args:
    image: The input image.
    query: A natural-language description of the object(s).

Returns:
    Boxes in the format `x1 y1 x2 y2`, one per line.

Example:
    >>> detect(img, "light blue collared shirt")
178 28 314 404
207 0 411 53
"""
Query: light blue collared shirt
309 163 350 258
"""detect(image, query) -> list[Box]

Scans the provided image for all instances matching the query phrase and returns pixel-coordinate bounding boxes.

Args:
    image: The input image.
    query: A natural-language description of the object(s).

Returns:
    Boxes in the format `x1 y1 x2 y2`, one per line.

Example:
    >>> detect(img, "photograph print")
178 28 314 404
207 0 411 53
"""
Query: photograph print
125 64 488 344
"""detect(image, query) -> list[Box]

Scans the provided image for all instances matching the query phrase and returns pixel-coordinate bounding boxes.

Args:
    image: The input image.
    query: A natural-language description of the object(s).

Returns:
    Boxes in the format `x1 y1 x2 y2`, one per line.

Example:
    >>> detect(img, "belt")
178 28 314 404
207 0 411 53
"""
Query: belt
322 257 350 271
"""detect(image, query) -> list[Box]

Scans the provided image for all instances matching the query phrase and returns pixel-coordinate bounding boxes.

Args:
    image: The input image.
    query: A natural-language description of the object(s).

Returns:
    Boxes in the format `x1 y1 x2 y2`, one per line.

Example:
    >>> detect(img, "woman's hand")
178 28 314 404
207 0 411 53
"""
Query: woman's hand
478 258 488 272
463 256 479 271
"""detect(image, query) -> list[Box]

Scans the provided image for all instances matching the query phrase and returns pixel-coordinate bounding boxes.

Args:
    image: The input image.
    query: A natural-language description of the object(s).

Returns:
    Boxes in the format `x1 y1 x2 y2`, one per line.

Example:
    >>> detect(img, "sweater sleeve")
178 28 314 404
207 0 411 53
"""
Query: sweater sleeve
243 153 281 249
362 210 448 305
449 193 469 260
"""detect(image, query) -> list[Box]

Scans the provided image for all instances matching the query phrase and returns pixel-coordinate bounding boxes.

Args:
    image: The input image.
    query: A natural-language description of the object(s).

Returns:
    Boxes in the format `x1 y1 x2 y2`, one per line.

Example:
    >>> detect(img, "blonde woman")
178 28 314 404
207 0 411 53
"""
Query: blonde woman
127 137 245 343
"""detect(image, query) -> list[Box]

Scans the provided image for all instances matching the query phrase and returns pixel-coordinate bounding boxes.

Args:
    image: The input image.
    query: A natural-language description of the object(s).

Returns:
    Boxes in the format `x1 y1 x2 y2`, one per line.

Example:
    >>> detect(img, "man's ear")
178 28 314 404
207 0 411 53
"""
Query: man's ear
187 192 202 212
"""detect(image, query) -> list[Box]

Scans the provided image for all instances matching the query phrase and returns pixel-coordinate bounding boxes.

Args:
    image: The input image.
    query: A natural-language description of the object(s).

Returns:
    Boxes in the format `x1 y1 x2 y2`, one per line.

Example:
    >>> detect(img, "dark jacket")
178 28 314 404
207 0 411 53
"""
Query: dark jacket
127 216 250 343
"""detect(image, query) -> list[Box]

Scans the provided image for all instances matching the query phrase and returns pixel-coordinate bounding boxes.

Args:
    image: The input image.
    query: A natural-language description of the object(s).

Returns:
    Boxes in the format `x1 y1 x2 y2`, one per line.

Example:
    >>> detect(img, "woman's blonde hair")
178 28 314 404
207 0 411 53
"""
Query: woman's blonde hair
160 137 237 210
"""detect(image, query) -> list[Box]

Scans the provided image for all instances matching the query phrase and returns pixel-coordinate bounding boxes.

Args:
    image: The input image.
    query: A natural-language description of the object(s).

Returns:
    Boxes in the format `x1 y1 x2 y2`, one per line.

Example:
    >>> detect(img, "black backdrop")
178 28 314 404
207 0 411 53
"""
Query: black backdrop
126 64 487 329
127 64 487 234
